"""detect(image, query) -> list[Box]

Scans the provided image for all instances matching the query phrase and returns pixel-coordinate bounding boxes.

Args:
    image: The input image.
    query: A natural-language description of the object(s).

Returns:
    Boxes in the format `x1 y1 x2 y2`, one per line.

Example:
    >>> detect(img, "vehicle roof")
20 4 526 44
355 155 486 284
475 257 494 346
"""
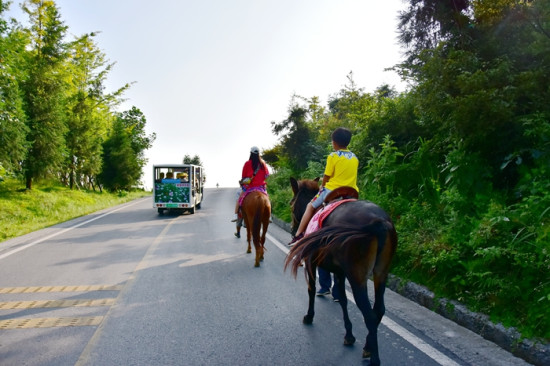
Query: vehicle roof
153 164 202 168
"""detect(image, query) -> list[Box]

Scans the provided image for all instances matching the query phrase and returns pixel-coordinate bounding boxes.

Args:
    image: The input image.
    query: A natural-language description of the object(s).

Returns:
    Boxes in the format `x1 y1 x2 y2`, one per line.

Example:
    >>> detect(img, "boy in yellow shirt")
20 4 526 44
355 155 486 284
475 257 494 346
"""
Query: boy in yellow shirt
288 127 359 245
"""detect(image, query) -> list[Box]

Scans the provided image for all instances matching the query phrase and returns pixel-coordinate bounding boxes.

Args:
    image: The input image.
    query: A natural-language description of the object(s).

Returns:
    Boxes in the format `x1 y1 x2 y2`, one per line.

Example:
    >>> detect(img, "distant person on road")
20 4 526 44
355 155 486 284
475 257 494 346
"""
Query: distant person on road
232 146 270 238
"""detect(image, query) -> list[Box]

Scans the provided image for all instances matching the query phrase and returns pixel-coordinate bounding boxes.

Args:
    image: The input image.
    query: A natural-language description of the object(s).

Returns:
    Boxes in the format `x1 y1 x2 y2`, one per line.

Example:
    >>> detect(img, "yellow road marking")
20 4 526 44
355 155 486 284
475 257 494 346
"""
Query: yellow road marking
0 285 122 330
0 285 123 294
0 317 104 329
0 298 115 310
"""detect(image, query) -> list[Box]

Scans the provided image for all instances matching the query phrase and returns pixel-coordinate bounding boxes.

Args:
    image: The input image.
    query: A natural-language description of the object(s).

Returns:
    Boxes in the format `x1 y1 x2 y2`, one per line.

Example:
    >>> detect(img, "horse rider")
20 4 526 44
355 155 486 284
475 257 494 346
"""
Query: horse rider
232 146 270 237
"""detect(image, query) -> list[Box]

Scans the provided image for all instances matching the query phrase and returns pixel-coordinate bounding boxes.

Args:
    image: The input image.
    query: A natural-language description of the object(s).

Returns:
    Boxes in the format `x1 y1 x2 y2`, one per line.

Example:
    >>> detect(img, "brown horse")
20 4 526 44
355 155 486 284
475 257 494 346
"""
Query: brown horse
240 191 271 267
285 178 397 366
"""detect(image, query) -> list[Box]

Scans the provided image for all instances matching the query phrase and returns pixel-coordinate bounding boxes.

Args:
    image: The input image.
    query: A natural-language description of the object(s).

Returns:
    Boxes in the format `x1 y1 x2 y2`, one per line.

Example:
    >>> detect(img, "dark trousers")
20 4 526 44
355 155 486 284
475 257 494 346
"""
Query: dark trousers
318 267 340 300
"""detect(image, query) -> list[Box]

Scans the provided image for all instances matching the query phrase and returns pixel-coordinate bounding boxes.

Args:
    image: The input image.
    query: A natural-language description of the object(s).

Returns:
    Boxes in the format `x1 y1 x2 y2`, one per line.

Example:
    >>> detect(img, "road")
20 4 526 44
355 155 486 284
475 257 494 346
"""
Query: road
0 188 531 365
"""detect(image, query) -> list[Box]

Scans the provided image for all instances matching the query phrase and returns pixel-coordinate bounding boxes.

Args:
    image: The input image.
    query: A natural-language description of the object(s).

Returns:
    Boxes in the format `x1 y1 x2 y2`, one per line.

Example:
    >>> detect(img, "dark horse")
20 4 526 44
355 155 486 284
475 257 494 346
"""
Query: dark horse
284 178 397 366
240 191 271 267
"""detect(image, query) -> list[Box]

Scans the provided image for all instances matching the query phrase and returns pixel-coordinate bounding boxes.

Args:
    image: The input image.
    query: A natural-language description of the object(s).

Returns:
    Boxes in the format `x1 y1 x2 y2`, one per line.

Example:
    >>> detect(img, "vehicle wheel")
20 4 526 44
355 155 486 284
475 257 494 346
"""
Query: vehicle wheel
197 202 201 209
189 206 195 214
158 208 164 215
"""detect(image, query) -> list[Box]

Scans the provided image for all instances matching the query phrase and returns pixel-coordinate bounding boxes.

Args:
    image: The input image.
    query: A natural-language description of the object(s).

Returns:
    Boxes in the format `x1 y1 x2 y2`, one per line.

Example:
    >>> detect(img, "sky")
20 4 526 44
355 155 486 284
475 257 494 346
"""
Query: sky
8 0 408 189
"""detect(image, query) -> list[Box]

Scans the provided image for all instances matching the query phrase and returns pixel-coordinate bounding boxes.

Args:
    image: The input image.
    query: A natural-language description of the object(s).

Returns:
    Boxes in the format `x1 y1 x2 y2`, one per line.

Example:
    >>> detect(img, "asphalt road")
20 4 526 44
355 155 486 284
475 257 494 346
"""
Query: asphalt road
0 188 532 365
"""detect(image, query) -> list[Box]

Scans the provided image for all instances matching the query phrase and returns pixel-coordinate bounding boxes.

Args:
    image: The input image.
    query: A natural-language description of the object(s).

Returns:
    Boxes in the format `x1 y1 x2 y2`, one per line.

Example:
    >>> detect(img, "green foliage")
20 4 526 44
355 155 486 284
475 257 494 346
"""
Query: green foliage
183 154 203 166
0 163 5 182
0 2 29 174
117 107 156 170
266 27 550 340
271 102 323 173
64 32 119 190
21 0 69 189
99 118 141 191
0 1 151 192
266 166 294 222
360 135 403 196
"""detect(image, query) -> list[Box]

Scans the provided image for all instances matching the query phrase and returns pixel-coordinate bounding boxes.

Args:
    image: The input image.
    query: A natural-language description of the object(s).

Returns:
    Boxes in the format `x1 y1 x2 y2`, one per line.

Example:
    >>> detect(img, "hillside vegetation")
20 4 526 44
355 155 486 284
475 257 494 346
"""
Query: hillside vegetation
264 0 550 341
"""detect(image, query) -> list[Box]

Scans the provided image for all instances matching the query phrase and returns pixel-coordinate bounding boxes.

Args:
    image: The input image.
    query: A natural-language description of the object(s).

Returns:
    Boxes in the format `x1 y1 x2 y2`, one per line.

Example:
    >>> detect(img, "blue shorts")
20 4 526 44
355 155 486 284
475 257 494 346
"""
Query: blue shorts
311 187 332 209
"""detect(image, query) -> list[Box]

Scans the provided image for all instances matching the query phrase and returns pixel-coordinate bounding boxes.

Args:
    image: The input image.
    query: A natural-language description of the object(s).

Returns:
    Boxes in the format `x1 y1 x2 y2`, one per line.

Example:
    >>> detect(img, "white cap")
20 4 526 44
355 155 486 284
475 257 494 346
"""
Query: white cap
250 146 260 154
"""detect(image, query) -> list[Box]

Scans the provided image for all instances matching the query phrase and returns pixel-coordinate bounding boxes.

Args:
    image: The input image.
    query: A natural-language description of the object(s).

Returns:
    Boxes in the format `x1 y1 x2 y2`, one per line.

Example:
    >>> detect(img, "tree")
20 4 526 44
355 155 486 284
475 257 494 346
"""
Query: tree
21 0 68 189
99 118 140 191
0 0 29 174
271 101 321 173
183 154 203 166
99 107 155 190
397 0 550 191
117 107 155 175
398 0 471 72
64 32 130 190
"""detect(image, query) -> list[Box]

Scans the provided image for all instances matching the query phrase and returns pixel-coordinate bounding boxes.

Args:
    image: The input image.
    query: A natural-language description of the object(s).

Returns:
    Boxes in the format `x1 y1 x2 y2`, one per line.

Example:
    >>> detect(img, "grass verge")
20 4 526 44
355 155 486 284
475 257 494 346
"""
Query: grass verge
0 178 150 243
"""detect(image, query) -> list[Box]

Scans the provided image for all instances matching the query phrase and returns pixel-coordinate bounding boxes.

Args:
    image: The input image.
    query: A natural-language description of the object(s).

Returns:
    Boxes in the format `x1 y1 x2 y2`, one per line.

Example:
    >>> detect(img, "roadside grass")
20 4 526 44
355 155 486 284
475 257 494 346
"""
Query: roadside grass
0 178 150 243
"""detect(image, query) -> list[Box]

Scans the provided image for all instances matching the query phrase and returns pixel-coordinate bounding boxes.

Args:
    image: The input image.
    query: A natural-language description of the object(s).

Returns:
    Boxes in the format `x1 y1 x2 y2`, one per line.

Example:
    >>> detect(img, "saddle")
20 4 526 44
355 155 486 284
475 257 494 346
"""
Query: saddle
305 187 359 236
324 186 359 203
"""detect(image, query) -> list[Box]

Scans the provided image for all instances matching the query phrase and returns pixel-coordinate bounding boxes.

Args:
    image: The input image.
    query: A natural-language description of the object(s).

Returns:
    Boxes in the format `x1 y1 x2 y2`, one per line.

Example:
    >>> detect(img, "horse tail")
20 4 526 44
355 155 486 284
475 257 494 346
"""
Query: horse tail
284 220 391 278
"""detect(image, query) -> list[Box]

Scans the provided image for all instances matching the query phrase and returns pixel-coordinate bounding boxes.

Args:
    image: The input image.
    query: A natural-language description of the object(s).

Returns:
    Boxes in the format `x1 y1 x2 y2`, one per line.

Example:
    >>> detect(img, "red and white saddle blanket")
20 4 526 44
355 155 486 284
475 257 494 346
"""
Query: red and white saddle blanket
305 199 356 236
238 186 268 206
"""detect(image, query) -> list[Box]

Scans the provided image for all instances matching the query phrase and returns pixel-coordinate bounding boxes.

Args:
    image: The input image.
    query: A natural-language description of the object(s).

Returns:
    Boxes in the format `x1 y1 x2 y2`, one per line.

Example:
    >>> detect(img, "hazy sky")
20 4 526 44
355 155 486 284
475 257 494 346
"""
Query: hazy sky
8 0 408 188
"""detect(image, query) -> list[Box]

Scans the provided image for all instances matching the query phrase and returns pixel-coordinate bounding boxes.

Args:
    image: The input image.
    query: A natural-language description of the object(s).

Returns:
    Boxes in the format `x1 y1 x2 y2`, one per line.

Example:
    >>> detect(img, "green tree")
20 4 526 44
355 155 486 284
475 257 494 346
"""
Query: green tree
64 32 130 190
21 0 68 189
99 106 155 190
0 1 29 174
271 101 322 173
398 0 550 192
398 0 471 72
116 107 155 180
99 118 140 191
183 154 203 166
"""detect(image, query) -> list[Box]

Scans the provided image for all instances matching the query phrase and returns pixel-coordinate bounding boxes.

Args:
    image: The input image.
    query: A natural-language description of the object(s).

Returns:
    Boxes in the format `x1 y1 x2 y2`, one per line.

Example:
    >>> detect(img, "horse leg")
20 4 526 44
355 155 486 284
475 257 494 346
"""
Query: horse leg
303 264 316 324
372 235 395 325
253 234 261 267
334 273 356 346
250 212 261 267
373 276 387 325
258 214 269 263
253 241 261 267
349 279 381 366
245 215 252 254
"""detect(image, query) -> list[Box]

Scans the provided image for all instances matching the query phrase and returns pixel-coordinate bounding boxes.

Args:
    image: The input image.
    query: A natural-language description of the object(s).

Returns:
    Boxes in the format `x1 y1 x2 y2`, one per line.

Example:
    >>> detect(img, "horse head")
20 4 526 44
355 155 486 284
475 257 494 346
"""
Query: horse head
289 177 319 236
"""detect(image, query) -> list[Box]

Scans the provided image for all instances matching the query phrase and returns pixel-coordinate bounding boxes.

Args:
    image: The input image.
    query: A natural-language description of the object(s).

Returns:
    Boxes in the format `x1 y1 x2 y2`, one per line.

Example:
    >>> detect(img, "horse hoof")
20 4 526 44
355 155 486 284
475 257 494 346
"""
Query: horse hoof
344 335 356 346
302 315 313 324
247 249 251 254
362 349 371 359
254 262 260 267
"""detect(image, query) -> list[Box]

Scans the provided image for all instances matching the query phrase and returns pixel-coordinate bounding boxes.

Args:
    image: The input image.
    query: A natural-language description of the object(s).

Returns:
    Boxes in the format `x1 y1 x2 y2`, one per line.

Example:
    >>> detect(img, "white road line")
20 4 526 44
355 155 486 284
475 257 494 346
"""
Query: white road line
381 316 460 366
267 232 291 255
0 199 145 261
266 232 461 366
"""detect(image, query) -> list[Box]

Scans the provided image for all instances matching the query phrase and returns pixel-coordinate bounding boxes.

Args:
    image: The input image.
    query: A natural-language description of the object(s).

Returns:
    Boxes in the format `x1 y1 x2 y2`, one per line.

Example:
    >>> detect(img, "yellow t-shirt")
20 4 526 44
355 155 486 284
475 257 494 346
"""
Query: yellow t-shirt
324 150 359 191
